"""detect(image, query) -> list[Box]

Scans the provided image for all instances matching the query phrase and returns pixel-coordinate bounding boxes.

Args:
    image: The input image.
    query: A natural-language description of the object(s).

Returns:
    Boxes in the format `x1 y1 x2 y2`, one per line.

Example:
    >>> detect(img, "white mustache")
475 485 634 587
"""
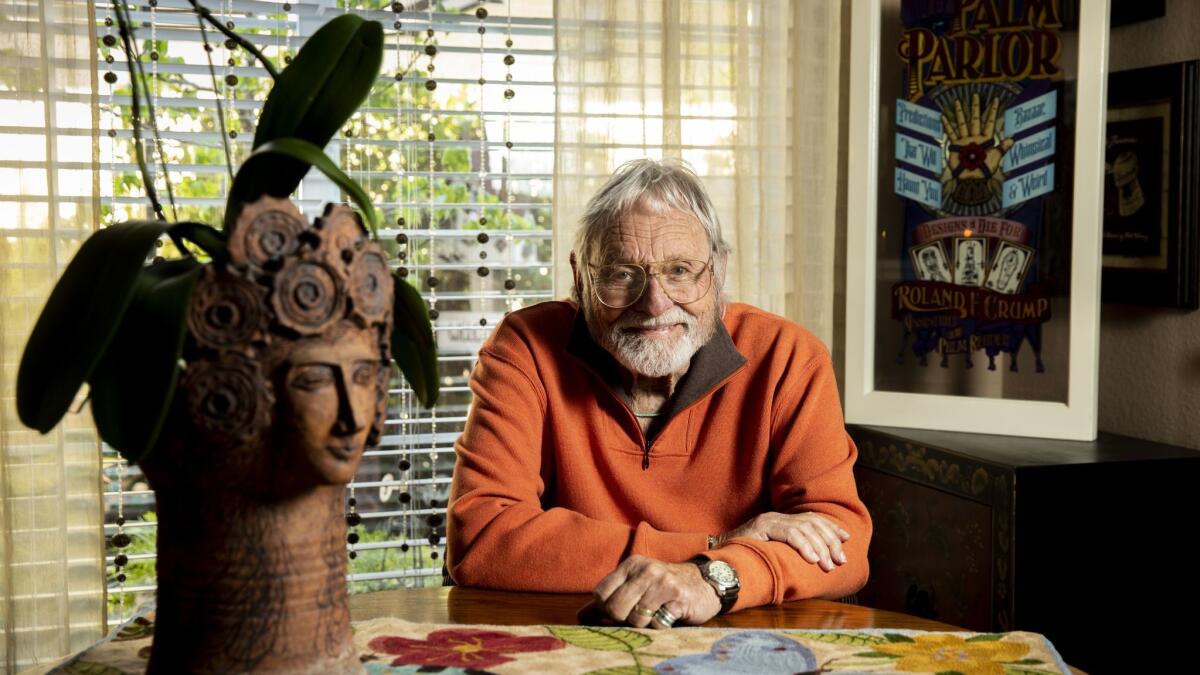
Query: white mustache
612 308 696 331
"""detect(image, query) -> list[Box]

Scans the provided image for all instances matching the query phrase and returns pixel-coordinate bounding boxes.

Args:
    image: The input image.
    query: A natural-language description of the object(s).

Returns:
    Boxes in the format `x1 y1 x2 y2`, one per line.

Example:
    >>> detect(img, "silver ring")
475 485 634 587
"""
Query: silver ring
652 606 677 628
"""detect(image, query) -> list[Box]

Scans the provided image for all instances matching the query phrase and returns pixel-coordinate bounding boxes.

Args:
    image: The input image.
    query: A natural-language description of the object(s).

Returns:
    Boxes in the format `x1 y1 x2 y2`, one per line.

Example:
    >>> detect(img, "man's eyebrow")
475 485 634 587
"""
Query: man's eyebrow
595 255 696 266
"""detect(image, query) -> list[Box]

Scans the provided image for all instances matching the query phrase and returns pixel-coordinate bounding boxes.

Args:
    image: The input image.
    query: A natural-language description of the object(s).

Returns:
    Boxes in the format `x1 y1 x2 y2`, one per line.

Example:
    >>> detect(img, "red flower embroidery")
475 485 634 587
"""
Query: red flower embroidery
368 629 565 669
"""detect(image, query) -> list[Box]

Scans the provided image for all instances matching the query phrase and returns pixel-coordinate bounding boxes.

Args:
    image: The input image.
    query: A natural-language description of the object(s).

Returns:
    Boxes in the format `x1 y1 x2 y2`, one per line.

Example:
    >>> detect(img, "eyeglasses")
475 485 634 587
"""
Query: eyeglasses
588 258 714 309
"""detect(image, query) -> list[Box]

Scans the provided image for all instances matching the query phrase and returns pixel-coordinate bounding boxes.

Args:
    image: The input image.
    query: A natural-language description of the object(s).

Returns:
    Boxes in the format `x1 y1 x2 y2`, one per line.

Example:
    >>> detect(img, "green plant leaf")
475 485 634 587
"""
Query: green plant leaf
546 626 651 652
89 258 201 461
390 273 439 408
884 633 916 643
246 14 382 204
788 631 887 646
225 137 378 236
17 221 172 433
170 221 228 263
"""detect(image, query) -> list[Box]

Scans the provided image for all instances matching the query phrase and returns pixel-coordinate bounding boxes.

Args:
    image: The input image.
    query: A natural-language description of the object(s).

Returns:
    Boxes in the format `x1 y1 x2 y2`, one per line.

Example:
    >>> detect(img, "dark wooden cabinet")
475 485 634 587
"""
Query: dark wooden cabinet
850 425 1200 675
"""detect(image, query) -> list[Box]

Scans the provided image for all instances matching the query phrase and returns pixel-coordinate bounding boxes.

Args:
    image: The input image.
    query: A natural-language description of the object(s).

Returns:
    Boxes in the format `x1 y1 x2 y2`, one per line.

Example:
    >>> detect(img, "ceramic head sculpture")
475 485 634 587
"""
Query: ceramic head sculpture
140 196 394 674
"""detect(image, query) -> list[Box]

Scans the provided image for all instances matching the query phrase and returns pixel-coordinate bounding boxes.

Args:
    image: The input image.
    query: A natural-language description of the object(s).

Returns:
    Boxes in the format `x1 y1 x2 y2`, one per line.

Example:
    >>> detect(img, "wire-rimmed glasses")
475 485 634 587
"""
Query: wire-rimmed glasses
588 258 714 309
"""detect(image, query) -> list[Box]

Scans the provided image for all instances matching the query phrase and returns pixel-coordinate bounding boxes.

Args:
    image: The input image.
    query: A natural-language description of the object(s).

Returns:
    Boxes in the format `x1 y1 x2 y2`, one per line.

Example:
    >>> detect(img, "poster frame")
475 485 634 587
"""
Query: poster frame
844 0 1110 440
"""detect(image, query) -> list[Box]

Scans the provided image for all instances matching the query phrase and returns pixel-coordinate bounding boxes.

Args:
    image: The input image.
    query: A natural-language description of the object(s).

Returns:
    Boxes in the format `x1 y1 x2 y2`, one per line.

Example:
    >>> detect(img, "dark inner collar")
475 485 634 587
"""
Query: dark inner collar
565 307 747 433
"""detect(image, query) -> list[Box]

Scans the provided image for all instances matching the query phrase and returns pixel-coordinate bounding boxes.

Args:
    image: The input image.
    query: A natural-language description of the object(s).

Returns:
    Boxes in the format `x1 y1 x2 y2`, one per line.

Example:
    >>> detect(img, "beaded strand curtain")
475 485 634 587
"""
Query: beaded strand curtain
95 0 555 624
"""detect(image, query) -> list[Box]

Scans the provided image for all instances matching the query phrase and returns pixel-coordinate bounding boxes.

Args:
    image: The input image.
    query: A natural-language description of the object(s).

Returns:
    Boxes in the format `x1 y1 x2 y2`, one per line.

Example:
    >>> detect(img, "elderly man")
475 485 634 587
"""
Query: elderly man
446 159 871 628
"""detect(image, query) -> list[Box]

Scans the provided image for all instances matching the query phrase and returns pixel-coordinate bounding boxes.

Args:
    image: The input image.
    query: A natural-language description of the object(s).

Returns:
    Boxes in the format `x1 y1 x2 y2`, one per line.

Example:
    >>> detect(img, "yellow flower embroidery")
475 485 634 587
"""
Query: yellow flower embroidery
874 634 1030 675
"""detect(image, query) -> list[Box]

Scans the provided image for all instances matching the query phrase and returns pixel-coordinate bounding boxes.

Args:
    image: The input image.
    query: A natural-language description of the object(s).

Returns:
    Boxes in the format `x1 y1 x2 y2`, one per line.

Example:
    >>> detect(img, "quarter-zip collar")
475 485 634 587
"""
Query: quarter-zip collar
565 305 748 446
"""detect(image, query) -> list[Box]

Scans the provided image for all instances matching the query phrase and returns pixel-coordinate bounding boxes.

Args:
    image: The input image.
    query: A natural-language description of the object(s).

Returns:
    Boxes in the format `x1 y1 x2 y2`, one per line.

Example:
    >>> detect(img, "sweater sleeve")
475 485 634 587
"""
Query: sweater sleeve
446 338 709 592
705 351 873 610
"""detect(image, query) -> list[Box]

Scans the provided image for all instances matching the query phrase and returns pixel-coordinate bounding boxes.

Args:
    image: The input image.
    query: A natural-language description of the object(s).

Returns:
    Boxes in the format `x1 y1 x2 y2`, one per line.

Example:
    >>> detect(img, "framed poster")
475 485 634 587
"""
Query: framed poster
845 0 1110 440
1101 60 1199 309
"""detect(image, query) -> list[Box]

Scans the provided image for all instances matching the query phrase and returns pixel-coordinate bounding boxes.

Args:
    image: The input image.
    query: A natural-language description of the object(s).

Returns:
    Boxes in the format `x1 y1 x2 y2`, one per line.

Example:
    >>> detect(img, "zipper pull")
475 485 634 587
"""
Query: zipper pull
642 447 650 470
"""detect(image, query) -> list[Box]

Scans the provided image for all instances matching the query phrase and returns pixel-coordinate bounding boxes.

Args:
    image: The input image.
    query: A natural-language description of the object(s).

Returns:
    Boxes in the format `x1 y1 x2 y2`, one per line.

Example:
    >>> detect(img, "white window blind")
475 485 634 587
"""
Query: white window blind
94 0 555 623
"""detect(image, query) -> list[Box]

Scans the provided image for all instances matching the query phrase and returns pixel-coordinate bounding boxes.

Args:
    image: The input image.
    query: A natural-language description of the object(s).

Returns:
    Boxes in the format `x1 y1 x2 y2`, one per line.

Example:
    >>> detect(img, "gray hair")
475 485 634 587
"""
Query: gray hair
572 159 730 303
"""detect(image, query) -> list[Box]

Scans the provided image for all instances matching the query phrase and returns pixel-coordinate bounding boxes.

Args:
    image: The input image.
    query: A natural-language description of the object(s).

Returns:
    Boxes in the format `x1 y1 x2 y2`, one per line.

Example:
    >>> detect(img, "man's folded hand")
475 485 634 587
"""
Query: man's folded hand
582 555 721 629
715 512 850 572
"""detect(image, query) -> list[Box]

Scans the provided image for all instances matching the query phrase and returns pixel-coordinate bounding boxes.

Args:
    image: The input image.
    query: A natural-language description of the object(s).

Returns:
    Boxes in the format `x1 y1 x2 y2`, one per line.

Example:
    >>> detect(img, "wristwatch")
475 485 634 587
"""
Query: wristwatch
691 557 740 614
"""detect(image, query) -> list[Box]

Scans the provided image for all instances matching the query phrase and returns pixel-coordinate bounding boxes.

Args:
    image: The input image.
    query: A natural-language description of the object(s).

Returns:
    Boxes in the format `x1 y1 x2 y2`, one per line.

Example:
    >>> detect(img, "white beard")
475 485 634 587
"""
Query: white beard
588 305 717 378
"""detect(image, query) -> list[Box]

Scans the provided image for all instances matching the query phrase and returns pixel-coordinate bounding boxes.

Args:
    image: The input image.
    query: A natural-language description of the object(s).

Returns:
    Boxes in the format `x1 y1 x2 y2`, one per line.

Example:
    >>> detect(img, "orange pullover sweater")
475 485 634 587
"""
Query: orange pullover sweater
446 300 872 611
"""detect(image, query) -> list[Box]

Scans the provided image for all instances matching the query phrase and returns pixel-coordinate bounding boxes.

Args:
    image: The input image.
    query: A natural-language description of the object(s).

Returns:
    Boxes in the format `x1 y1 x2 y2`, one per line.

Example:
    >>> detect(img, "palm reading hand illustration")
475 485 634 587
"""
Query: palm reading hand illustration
941 92 1014 182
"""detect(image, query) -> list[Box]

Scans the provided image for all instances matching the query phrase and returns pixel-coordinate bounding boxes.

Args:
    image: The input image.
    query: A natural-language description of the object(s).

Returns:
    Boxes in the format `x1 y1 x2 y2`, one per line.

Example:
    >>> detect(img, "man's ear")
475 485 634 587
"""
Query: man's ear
714 249 729 289
569 251 582 304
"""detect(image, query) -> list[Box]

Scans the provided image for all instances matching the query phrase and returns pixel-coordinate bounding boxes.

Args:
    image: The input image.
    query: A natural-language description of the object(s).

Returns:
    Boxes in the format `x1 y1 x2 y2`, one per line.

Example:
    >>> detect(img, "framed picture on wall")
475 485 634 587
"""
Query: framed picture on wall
1102 60 1200 309
844 0 1110 441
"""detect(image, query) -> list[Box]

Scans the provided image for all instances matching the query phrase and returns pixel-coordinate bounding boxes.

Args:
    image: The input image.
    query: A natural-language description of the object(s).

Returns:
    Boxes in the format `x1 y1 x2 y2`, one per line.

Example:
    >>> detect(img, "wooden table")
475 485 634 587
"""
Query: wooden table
350 586 963 631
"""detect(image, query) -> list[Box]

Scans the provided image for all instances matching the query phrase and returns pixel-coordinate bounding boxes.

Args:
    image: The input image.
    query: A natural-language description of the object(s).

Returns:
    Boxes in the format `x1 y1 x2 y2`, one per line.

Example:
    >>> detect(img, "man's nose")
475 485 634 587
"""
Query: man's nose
634 273 674 316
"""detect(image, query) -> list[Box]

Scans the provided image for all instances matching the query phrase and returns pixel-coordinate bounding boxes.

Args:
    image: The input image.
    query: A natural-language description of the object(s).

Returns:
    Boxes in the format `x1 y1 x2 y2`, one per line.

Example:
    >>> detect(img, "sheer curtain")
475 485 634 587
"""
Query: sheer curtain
553 0 845 349
1 0 105 671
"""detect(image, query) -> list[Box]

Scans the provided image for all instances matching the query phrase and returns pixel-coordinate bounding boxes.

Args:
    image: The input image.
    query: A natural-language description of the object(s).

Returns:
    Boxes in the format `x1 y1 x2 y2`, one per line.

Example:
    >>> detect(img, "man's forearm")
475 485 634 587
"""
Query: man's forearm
446 495 710 591
706 506 871 610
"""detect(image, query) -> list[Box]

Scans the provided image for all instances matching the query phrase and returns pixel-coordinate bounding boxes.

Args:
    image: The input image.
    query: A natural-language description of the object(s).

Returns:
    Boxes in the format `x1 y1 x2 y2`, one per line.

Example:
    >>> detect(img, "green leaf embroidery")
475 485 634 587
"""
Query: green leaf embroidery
853 651 896 658
89 259 201 461
547 626 652 652
390 273 439 408
1003 669 1057 675
788 631 887 646
966 633 1005 642
582 667 657 675
17 221 173 433
935 671 968 675
1005 659 1045 665
884 633 916 643
61 660 132 675
226 137 380 235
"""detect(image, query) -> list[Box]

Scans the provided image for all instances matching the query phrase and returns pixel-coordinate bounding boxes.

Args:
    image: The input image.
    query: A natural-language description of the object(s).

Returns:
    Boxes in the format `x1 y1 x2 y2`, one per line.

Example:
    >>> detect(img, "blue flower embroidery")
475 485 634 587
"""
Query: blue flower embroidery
655 631 817 674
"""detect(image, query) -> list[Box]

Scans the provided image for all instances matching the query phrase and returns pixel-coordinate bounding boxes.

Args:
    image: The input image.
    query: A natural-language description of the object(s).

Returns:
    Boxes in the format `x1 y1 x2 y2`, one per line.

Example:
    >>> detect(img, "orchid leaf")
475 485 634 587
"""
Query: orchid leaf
17 222 172 432
390 273 439 408
171 221 228 264
89 258 201 461
239 14 383 209
226 137 379 235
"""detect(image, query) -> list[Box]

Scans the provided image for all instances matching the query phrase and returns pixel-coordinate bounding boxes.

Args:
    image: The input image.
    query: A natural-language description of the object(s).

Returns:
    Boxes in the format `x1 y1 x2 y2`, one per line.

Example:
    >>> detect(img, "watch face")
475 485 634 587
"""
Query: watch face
707 561 737 587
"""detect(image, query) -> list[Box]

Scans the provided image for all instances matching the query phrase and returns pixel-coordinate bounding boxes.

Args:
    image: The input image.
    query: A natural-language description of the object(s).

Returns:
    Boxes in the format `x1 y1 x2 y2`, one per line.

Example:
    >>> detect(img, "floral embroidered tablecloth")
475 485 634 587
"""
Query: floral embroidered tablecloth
48 608 1073 675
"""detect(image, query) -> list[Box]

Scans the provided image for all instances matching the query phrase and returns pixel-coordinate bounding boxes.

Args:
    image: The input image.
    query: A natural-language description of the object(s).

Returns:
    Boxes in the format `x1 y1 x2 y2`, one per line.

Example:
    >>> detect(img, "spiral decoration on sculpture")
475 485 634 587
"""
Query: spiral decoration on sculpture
227 197 307 268
188 266 266 350
271 257 346 336
181 353 273 445
317 204 368 265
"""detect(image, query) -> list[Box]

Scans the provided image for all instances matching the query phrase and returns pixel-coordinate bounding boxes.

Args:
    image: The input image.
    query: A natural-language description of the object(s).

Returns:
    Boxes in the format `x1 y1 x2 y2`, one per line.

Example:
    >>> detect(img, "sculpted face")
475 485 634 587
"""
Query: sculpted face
579 203 721 378
278 323 382 484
